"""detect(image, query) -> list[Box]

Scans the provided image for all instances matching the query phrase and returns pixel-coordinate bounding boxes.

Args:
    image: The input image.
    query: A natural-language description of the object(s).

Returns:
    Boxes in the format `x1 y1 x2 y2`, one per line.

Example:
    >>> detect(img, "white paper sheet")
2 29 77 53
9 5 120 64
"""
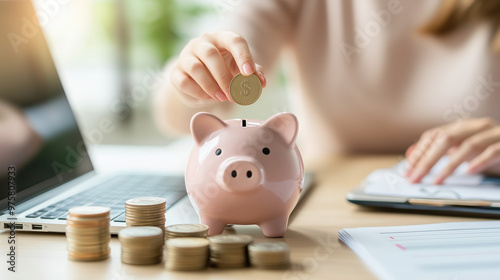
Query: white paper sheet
339 221 500 280
363 158 500 201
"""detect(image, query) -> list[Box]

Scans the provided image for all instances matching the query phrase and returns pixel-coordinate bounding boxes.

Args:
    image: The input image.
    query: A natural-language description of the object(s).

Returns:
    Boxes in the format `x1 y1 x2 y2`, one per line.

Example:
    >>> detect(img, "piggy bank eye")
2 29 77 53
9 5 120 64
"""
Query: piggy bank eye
262 147 270 155
215 148 222 156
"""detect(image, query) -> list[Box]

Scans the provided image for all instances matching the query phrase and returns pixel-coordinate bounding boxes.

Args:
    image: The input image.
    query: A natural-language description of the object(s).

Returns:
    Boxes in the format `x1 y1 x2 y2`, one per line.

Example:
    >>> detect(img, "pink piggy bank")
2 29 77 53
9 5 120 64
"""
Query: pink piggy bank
185 112 304 237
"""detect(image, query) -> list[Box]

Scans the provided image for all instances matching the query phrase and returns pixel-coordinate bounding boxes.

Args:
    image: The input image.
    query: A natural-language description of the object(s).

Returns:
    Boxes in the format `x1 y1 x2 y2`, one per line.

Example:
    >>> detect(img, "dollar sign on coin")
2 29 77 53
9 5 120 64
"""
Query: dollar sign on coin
230 73 262 105
240 80 251 97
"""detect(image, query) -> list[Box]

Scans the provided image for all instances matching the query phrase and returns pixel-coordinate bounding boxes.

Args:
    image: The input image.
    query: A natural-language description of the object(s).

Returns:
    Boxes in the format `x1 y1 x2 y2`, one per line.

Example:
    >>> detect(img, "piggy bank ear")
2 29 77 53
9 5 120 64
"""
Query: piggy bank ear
190 112 227 146
262 113 298 148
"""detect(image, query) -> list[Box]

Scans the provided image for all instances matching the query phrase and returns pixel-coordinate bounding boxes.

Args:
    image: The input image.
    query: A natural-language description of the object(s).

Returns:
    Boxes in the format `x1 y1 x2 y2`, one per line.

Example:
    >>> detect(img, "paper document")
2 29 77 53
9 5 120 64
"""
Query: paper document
363 158 500 201
339 221 500 280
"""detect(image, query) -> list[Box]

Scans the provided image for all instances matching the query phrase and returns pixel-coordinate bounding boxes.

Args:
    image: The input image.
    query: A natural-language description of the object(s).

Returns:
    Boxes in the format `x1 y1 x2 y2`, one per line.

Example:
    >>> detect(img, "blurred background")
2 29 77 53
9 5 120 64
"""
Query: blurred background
34 0 289 146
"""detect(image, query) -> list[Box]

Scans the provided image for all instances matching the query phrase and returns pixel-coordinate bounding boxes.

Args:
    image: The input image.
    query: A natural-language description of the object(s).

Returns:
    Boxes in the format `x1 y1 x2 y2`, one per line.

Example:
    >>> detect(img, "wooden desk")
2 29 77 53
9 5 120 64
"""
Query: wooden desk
2 155 495 280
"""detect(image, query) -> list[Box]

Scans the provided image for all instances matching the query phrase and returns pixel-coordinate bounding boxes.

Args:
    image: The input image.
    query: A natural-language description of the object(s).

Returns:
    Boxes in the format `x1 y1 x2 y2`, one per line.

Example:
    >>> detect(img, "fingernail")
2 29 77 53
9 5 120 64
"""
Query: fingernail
243 63 253 75
404 168 413 178
467 165 477 174
409 168 424 183
215 90 227 102
433 174 445 185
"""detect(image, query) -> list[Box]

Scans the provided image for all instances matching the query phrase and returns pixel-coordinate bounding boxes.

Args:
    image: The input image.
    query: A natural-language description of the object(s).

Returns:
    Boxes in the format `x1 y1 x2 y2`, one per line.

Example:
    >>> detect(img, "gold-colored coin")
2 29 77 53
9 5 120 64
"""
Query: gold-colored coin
229 73 262 105
119 226 163 239
166 237 209 248
164 224 209 240
248 241 289 252
68 206 110 218
166 224 209 234
248 242 290 269
68 247 110 261
208 234 253 245
125 197 167 231
164 238 209 271
66 206 111 262
125 197 166 207
208 234 253 268
118 226 164 265
66 219 109 228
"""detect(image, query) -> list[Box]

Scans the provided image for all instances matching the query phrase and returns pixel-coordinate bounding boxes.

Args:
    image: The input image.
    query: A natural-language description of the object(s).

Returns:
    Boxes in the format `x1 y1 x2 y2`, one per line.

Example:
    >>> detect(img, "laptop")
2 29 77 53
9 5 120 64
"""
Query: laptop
0 0 314 234
0 0 196 234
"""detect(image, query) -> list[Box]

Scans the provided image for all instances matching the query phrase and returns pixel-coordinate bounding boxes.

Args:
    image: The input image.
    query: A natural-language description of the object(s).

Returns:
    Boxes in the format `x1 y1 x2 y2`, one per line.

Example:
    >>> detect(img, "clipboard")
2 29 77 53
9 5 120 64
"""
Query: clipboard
347 159 500 215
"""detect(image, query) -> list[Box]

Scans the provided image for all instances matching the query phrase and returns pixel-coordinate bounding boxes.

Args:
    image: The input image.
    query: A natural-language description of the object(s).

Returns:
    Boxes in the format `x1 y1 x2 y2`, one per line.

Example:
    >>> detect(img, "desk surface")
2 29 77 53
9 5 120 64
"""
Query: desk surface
2 155 495 280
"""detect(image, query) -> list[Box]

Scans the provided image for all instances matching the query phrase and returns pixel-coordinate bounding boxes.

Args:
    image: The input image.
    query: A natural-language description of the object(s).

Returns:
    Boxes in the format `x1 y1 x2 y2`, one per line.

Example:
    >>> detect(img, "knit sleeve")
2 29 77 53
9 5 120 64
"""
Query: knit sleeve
219 0 301 75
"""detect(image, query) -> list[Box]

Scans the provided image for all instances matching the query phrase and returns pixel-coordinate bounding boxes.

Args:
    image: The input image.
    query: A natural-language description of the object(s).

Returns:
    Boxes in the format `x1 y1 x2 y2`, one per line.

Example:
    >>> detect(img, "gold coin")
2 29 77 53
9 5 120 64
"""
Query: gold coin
125 219 165 224
165 224 209 234
65 228 110 235
164 238 209 271
121 256 162 265
125 210 166 215
248 241 289 252
67 243 110 252
67 219 110 225
119 226 164 265
208 234 253 245
166 237 209 248
66 220 109 228
68 206 110 218
229 73 262 105
119 226 163 239
125 197 166 207
68 248 110 261
66 234 111 242
248 242 290 269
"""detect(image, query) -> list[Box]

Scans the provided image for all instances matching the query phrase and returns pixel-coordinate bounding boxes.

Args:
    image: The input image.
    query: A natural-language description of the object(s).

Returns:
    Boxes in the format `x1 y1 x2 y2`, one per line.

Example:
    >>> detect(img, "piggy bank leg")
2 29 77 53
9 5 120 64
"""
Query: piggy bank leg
259 216 289 237
200 216 226 236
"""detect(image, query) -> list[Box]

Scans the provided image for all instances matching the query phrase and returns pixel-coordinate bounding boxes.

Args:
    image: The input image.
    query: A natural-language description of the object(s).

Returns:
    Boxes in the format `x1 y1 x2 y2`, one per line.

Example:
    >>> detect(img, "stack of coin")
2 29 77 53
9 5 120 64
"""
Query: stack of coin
125 197 166 230
208 234 253 268
66 206 110 261
229 73 262 105
164 238 209 271
165 224 209 240
249 242 290 269
119 226 164 265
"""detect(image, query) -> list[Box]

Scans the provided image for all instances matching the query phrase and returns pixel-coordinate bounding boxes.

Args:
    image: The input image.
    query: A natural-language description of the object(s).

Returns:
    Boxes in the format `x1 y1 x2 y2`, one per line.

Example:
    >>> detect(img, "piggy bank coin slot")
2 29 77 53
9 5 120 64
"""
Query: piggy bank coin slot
242 119 247 127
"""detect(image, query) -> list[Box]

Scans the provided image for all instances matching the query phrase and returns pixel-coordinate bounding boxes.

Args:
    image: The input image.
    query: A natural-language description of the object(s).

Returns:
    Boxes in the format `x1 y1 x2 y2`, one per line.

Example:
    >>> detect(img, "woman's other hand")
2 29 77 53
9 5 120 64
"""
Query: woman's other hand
405 118 500 184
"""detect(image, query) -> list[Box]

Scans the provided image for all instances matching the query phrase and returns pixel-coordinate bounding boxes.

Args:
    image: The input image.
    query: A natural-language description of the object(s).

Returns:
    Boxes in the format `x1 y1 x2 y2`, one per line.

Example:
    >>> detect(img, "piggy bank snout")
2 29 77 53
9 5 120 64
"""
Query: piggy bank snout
218 157 263 192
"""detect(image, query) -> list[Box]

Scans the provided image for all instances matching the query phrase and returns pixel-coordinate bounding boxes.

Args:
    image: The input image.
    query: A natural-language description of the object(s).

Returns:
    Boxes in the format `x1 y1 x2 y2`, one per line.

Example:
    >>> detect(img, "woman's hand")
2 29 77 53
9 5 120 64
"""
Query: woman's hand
405 118 500 184
170 31 266 102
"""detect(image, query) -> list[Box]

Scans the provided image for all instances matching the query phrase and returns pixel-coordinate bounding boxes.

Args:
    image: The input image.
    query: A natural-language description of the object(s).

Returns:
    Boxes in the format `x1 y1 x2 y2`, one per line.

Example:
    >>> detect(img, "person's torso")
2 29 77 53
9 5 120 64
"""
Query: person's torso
285 0 500 159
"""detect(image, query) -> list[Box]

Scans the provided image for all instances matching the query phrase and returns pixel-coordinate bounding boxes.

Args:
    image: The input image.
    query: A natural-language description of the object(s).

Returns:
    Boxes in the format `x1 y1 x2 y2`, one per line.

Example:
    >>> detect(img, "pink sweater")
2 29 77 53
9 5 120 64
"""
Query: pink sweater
222 0 500 159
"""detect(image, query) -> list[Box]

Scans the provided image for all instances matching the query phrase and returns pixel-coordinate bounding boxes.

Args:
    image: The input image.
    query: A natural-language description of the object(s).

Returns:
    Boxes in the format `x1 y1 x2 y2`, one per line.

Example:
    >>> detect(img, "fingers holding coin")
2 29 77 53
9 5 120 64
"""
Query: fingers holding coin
179 57 227 102
192 41 234 100
212 31 256 76
170 69 213 101
171 31 266 103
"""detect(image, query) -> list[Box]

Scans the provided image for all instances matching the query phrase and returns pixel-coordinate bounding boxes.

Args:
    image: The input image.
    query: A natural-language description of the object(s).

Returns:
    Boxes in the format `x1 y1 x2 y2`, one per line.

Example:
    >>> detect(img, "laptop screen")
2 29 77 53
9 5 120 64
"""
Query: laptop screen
0 0 93 211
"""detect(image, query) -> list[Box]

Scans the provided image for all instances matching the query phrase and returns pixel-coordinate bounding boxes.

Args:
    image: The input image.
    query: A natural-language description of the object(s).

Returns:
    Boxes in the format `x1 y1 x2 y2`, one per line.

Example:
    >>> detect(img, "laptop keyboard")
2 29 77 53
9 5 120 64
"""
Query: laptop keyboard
24 174 187 222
